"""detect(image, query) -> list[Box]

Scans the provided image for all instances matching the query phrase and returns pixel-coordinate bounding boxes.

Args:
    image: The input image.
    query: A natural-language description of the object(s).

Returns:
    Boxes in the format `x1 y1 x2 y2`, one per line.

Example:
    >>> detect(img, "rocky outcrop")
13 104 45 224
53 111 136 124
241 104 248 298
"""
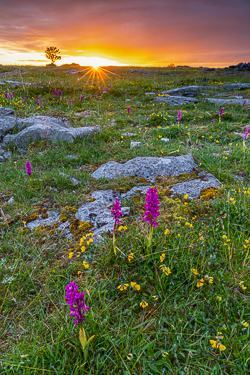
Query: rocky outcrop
0 107 100 151
228 63 250 72
161 86 202 97
170 172 221 199
92 154 197 181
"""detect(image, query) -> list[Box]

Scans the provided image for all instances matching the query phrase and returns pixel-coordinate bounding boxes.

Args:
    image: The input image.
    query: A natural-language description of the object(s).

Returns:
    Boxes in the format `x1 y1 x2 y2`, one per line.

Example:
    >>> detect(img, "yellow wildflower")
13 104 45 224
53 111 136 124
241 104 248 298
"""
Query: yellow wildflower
197 279 204 288
131 282 140 290
210 340 218 348
191 268 198 276
160 253 165 263
83 261 89 269
140 301 148 308
160 265 171 276
242 320 249 327
164 228 169 235
128 252 134 262
117 283 129 291
81 246 86 252
162 352 169 357
68 252 74 259
219 344 226 351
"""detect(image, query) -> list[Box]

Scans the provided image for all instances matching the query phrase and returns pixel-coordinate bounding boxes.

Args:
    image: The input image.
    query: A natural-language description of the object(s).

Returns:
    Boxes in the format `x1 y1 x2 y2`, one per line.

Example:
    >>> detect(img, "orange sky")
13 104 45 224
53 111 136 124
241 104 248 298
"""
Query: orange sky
0 0 250 67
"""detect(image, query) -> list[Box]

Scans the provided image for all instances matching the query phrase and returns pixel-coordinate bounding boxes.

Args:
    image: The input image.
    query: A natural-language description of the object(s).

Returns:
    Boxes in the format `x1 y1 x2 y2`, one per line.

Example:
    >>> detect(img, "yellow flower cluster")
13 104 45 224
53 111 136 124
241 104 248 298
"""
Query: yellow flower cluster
242 320 249 327
140 301 148 308
117 281 141 291
118 226 128 231
240 281 247 290
128 252 134 262
191 268 198 276
210 340 226 351
160 253 165 263
159 265 171 276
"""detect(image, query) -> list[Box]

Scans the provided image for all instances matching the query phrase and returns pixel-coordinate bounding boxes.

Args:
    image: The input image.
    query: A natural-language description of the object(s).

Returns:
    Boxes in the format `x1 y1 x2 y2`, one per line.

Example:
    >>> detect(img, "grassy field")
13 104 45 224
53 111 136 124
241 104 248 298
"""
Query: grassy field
1 65 250 374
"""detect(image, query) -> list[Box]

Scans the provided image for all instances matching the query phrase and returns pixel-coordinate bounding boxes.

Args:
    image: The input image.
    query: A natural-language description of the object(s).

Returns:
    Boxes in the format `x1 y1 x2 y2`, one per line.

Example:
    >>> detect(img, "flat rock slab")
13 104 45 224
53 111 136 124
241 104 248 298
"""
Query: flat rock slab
92 154 196 182
75 189 131 243
0 80 30 86
223 83 250 90
162 86 202 97
27 211 61 231
170 172 221 199
207 98 250 105
154 95 198 105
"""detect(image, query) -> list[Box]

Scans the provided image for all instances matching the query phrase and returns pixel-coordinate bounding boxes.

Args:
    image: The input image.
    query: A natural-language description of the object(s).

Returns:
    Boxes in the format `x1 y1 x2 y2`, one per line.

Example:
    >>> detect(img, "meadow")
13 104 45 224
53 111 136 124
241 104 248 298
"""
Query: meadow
0 64 250 374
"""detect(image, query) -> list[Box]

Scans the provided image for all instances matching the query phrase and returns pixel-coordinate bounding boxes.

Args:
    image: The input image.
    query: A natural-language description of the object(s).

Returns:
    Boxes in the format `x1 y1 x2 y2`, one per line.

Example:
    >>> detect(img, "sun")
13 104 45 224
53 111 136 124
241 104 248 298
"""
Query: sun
92 62 100 70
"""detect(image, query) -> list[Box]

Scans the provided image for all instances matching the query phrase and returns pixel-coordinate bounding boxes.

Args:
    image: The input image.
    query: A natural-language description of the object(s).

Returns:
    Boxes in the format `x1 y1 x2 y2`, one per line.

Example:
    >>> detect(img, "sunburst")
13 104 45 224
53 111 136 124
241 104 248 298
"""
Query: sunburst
74 65 119 87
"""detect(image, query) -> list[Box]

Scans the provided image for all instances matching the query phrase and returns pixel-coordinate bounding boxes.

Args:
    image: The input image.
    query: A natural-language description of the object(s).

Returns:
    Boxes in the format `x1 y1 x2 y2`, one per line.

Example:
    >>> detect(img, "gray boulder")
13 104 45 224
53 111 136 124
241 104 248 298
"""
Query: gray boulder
0 107 15 116
0 114 71 138
3 124 100 148
154 95 198 105
206 98 250 105
92 154 197 182
170 172 221 199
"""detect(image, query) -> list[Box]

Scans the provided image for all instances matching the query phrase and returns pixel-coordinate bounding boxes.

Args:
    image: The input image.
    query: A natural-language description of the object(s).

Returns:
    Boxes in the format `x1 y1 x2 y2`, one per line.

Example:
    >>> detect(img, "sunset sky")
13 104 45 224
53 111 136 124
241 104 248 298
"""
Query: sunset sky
0 0 250 67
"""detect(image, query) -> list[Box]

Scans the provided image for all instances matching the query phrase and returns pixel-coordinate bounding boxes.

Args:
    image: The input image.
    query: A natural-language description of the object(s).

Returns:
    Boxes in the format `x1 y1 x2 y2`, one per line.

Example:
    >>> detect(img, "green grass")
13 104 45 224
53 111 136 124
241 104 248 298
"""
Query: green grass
1 65 250 374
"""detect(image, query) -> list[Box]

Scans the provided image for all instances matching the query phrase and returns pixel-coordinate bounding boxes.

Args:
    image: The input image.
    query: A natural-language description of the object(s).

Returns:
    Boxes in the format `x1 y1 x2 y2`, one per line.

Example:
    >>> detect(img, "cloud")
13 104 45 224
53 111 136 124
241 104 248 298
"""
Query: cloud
0 0 250 65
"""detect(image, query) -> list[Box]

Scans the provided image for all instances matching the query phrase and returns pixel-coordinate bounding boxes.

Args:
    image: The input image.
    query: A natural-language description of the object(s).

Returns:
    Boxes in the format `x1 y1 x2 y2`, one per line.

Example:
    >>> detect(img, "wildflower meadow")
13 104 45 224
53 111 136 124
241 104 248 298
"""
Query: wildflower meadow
0 65 250 374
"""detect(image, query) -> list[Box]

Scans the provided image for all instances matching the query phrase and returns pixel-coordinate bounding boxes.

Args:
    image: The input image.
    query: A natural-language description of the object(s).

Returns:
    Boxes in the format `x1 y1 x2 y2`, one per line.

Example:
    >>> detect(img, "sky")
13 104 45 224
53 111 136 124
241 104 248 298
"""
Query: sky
0 0 250 67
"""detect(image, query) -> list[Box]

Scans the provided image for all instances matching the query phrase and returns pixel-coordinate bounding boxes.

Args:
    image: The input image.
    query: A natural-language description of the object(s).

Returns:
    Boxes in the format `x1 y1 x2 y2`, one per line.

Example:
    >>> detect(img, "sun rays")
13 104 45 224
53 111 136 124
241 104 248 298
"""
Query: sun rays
74 65 119 87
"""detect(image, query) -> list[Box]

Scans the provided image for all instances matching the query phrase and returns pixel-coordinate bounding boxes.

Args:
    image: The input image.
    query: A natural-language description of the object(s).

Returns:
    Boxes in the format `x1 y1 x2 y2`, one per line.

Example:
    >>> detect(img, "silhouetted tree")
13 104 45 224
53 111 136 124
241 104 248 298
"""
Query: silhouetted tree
45 46 61 65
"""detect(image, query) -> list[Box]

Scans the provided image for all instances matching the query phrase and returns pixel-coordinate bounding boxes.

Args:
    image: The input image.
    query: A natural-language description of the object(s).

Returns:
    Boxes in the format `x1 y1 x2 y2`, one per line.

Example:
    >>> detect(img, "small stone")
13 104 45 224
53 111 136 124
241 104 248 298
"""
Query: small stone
7 197 14 203
122 132 137 136
59 172 81 185
0 156 5 162
130 141 141 148
66 155 77 159
161 138 170 143
121 207 131 216
0 147 4 155
125 99 131 102
136 101 142 104
3 151 12 159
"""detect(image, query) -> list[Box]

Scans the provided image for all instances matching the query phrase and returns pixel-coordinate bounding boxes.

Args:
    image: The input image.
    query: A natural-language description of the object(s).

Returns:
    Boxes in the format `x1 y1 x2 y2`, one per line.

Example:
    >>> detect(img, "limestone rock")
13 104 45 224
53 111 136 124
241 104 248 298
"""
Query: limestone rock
130 141 141 148
223 83 250 89
75 189 131 242
161 86 202 97
3 124 100 148
170 172 221 199
92 154 197 182
0 80 30 86
121 186 151 199
154 95 198 105
0 107 15 116
0 114 71 138
59 172 81 185
206 98 250 105
27 211 61 230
